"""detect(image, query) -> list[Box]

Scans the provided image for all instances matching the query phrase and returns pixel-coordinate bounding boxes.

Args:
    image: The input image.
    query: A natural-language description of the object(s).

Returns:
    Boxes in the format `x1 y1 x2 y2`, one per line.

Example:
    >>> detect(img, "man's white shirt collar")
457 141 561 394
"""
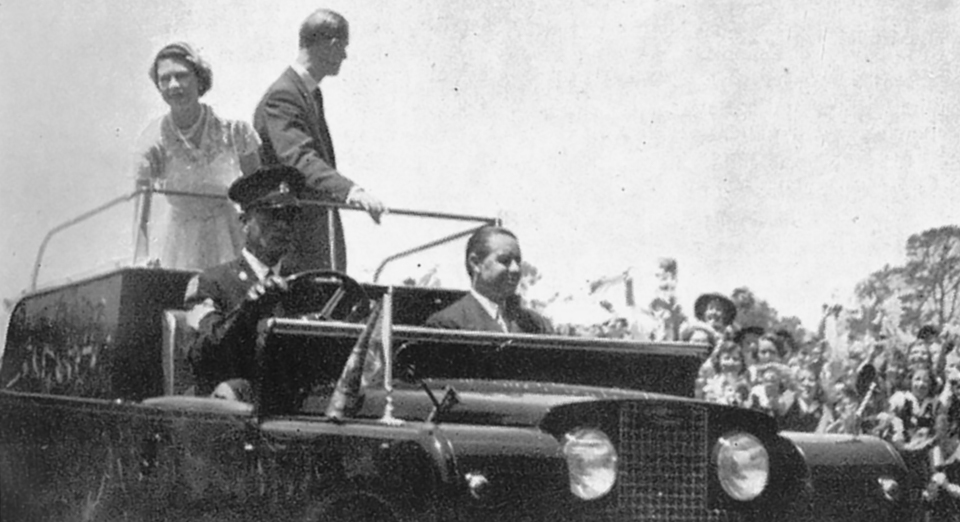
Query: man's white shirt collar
241 248 281 282
291 62 321 89
470 289 508 331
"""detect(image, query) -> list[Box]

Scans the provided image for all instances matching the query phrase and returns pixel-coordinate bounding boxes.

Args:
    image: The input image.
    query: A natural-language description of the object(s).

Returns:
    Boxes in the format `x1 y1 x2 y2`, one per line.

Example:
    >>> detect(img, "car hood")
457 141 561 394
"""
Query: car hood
315 378 701 427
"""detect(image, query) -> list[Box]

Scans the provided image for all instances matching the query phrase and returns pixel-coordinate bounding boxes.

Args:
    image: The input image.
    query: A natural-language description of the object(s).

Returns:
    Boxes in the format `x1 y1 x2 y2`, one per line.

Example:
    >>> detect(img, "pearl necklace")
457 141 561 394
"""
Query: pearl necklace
171 105 205 149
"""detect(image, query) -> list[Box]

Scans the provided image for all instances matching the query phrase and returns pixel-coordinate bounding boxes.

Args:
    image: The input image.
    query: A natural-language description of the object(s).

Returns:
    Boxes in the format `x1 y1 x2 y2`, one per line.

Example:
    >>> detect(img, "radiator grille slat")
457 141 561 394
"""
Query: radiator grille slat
593 402 744 522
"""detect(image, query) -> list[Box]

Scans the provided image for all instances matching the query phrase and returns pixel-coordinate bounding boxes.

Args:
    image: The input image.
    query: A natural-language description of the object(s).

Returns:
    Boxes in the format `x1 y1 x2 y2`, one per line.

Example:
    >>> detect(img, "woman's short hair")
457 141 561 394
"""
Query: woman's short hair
755 362 790 393
149 42 213 97
712 341 744 374
681 323 718 346
796 365 825 402
756 333 785 359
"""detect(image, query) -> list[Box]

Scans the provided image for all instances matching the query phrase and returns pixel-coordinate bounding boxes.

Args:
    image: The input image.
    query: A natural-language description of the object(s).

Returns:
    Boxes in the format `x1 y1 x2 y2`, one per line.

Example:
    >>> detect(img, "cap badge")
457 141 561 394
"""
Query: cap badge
278 182 290 194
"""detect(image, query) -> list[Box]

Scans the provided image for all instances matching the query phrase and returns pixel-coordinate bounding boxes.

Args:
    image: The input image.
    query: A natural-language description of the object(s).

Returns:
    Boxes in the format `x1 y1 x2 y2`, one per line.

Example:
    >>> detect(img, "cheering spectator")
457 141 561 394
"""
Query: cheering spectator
700 341 750 407
746 362 795 418
780 366 834 432
908 341 936 374
692 292 737 339
824 385 861 434
881 348 908 397
929 367 960 522
886 367 938 449
749 333 785 382
690 324 722 400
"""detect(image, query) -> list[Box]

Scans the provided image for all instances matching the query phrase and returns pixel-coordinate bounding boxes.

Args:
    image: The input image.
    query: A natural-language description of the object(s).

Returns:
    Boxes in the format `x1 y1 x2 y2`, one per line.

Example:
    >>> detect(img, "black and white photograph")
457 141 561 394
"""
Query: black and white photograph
2 1 960 520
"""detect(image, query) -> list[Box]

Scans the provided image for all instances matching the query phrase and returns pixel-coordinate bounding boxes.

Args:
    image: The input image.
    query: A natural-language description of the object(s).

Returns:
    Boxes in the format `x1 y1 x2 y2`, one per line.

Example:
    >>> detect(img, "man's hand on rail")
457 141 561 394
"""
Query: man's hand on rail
346 186 386 224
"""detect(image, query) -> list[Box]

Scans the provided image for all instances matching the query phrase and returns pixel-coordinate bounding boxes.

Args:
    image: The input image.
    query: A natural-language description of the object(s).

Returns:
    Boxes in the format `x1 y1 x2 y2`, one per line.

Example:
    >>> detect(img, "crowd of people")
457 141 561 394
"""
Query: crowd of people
691 292 960 517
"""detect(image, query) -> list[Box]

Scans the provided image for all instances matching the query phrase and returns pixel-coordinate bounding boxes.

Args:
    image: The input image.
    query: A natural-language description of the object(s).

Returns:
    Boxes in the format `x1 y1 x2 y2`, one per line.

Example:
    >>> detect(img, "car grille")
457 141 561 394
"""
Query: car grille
595 402 744 522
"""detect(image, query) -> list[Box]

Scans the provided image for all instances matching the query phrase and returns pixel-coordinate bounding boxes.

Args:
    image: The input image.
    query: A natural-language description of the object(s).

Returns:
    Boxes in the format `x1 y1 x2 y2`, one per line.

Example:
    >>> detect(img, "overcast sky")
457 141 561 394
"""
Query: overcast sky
2 0 959 334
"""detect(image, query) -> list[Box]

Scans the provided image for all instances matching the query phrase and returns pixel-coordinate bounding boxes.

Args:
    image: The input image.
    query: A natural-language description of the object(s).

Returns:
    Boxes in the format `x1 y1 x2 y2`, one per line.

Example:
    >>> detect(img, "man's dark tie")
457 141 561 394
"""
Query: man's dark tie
312 87 336 167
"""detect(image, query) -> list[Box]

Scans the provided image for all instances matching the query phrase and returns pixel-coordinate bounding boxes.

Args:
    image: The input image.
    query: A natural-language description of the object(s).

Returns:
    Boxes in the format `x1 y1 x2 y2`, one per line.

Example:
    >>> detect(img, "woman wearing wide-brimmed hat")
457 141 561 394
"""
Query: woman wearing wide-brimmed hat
693 292 737 335
688 292 737 399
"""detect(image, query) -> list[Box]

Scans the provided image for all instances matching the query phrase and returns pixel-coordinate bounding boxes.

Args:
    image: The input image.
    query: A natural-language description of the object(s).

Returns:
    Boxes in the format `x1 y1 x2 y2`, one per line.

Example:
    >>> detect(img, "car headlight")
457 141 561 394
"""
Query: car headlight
715 432 769 501
563 428 618 500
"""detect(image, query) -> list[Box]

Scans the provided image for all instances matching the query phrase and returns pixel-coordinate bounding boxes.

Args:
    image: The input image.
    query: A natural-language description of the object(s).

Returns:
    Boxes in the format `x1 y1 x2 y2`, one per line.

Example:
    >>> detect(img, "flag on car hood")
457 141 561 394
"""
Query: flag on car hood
326 299 384 420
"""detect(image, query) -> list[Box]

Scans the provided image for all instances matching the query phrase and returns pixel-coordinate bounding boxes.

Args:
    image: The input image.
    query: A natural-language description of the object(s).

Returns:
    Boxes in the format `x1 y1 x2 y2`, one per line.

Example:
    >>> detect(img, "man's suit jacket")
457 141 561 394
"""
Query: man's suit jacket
185 257 264 394
254 67 354 273
424 293 554 335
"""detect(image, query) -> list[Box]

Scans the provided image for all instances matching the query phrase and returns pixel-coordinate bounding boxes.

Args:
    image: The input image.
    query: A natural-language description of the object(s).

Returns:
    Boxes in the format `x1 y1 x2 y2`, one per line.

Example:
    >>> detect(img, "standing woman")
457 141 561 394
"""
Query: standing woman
136 42 261 270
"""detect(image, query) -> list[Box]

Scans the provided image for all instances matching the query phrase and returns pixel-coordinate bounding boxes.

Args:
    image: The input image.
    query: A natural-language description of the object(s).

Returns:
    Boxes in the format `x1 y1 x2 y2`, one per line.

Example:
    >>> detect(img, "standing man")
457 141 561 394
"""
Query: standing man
254 8 384 274
425 226 553 334
185 165 303 396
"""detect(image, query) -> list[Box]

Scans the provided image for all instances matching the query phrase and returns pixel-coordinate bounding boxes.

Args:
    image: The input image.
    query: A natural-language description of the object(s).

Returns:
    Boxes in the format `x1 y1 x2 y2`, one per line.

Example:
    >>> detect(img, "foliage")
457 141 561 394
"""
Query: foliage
851 226 960 338
402 266 442 288
900 226 960 330
850 264 907 339
4 297 113 397
731 286 807 347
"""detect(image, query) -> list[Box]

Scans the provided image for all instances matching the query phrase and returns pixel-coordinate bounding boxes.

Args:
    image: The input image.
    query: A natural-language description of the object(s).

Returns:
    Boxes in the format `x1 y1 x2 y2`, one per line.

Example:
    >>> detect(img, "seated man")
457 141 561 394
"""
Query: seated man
184 165 304 397
425 226 553 334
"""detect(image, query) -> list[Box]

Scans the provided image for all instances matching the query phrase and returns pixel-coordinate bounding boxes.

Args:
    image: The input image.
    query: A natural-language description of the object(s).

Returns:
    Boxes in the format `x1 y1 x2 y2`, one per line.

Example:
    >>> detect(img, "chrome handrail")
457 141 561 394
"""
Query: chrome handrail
372 225 489 282
31 188 498 290
31 191 139 291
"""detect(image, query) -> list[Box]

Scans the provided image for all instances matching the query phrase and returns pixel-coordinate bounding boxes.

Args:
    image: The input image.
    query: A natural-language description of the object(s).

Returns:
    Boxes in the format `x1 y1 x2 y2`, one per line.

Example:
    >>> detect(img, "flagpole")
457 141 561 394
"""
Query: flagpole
380 286 403 425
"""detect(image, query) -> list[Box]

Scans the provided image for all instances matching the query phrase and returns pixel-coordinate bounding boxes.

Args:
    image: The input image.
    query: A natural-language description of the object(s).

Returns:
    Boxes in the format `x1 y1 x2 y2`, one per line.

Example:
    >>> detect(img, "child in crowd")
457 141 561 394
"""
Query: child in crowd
700 341 750 407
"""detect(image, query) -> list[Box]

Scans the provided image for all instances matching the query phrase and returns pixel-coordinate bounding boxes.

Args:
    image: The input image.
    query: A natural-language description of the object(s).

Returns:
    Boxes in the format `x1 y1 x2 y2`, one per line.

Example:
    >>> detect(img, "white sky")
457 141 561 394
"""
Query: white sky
2 0 959 332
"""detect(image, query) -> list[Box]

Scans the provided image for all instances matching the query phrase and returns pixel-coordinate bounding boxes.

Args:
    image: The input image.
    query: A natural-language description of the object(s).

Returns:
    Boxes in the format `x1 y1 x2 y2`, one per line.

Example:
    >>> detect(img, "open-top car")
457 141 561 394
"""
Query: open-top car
0 190 912 521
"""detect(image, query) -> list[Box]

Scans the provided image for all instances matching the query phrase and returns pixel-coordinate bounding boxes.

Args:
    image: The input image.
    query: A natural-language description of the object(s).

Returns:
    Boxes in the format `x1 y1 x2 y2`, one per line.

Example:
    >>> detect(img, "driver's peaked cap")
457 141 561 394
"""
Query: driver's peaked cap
228 165 305 212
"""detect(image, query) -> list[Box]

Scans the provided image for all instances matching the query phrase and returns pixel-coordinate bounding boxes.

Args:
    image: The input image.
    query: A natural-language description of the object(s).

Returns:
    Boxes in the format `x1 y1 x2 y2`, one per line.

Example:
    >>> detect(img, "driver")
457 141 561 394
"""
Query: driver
184 165 304 398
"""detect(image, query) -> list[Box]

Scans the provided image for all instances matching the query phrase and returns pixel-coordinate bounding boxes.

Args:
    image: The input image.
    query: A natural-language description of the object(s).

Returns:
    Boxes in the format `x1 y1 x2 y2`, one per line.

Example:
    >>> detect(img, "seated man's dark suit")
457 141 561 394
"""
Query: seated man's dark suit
185 256 270 395
425 293 553 334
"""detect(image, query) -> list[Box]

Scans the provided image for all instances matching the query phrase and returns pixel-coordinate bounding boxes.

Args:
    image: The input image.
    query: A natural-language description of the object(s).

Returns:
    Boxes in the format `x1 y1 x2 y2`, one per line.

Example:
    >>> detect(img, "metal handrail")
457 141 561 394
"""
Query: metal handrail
31 191 139 291
372 225 489 282
30 187 498 290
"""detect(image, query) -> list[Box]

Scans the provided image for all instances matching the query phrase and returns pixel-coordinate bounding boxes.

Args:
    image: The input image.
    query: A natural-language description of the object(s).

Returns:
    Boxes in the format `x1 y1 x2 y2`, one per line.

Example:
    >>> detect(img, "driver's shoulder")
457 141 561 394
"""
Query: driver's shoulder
200 257 254 283
188 258 256 301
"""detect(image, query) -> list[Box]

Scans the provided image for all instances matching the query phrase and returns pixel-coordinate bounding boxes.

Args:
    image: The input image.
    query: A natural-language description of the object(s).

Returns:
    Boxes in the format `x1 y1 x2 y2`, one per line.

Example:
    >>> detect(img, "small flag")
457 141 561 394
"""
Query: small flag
325 300 383 420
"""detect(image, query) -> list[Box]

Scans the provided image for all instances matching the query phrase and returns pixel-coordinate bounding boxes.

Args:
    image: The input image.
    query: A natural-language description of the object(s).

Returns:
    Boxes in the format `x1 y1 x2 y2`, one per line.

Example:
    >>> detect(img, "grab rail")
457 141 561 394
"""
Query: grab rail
31 188 497 291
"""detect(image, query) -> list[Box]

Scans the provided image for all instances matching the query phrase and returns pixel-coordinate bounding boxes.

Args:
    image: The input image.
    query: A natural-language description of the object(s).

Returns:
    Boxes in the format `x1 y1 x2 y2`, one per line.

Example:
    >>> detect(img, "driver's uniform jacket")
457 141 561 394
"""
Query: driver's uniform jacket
184 254 277 395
